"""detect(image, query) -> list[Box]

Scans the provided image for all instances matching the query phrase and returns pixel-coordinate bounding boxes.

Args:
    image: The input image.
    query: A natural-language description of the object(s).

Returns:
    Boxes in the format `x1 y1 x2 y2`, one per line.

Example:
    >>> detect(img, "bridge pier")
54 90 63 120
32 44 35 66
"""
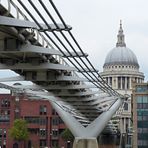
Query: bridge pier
73 137 98 148
49 98 123 148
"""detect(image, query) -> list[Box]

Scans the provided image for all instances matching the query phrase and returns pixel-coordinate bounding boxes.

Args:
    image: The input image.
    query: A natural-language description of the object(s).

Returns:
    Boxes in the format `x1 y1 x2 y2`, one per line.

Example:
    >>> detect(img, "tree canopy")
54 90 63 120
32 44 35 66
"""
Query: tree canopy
9 119 29 141
61 128 74 142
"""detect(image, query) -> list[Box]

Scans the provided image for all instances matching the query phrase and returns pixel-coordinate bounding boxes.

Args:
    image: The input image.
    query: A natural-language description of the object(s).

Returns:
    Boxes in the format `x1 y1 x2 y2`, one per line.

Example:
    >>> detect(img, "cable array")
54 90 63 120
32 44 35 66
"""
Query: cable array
9 0 123 98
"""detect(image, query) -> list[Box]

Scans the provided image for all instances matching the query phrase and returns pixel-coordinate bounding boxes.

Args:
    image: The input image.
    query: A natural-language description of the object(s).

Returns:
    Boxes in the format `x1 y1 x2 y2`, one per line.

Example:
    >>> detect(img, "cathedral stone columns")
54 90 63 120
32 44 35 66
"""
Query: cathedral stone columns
129 77 132 89
125 77 127 90
116 77 118 89
121 77 123 89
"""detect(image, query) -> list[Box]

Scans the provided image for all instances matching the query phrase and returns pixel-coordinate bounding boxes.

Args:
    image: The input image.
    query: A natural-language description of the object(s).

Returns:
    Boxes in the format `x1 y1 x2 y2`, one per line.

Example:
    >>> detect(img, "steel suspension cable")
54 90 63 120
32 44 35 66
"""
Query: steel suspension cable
17 0 114 95
17 0 108 93
33 0 120 96
47 0 122 97
28 0 116 96
17 0 122 97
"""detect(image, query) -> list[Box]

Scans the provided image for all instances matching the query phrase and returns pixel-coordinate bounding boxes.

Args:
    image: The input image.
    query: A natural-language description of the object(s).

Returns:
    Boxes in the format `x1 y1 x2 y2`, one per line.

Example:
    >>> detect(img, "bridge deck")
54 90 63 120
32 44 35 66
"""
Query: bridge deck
0 0 125 136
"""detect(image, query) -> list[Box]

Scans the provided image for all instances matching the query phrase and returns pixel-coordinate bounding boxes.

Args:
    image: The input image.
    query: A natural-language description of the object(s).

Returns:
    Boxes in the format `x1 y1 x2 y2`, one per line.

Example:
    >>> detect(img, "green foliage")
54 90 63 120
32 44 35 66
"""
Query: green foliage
112 120 118 124
61 128 74 142
9 119 29 141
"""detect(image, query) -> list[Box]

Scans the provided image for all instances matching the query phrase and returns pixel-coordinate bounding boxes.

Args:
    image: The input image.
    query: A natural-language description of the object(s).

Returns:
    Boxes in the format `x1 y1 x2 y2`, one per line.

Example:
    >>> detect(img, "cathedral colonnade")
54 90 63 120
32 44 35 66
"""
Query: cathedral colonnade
104 76 143 90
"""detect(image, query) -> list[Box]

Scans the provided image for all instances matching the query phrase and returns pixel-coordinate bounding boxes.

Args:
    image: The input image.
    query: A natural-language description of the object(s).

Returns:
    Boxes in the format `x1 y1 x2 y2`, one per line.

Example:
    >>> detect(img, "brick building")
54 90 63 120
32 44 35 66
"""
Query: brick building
0 93 69 148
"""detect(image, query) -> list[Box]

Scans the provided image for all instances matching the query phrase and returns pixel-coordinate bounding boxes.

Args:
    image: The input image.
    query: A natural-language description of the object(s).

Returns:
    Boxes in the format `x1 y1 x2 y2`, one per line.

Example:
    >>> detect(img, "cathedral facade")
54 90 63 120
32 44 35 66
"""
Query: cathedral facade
100 21 144 144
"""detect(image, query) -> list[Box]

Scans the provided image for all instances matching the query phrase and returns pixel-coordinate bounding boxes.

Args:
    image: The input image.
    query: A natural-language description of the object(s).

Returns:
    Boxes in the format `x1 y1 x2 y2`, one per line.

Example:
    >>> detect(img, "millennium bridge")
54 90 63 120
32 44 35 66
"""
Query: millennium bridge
0 1 127 148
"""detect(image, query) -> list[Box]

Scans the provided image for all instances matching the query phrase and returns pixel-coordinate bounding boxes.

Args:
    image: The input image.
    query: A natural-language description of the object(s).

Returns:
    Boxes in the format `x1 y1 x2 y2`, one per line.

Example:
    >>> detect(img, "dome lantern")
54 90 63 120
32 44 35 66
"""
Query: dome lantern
103 21 139 68
116 20 126 47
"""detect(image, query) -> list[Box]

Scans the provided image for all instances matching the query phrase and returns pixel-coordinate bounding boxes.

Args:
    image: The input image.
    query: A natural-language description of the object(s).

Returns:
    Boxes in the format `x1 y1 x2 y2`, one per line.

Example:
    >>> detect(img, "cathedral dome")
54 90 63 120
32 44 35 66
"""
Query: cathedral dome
104 46 139 67
103 21 139 68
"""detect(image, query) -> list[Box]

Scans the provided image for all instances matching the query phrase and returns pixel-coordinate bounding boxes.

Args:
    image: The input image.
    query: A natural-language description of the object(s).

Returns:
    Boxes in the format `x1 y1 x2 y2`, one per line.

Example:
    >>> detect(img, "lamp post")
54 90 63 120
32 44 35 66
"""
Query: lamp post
49 133 52 148
67 141 70 148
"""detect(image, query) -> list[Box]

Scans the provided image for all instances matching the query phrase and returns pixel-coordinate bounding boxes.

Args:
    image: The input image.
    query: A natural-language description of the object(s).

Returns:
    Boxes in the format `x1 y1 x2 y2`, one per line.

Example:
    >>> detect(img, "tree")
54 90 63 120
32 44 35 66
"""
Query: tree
9 119 29 146
61 128 74 141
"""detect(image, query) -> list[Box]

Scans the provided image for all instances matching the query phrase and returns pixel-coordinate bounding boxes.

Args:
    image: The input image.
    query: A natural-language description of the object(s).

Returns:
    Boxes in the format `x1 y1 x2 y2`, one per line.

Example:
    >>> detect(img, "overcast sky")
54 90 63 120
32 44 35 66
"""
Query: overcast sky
53 0 148 80
0 0 148 81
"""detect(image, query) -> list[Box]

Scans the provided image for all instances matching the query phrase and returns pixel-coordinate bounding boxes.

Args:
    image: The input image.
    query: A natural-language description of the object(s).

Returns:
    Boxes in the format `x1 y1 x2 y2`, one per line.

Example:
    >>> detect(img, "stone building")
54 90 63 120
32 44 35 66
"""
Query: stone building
100 21 144 145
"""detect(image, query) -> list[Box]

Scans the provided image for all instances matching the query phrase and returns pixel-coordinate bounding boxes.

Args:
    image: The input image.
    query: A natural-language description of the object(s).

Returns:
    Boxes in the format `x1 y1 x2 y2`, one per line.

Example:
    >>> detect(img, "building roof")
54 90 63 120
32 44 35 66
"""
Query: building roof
104 46 139 67
103 21 139 68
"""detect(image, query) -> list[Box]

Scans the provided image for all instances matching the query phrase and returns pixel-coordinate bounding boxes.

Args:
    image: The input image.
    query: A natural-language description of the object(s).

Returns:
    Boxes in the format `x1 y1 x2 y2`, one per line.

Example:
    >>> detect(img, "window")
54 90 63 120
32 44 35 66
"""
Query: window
52 140 58 147
28 128 38 134
32 72 37 80
52 117 59 125
135 77 137 83
136 96 143 103
142 111 148 116
138 128 143 133
59 118 64 124
109 77 112 86
143 104 148 109
39 129 46 137
52 129 58 137
1 110 10 116
123 102 128 111
39 118 46 125
106 77 108 84
25 117 47 125
0 129 2 138
0 139 2 146
40 105 47 115
143 96 148 103
3 129 6 138
138 121 148 128
3 139 6 148
137 103 143 109
25 117 39 124
40 140 46 147
28 140 31 148
52 109 58 115
1 99 10 107
142 128 148 133
143 116 148 121
138 116 142 121
136 85 148 92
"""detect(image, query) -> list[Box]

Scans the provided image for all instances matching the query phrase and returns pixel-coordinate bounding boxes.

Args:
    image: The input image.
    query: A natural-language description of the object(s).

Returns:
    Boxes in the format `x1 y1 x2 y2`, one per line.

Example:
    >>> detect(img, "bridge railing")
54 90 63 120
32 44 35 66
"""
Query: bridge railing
0 0 73 72
0 0 124 95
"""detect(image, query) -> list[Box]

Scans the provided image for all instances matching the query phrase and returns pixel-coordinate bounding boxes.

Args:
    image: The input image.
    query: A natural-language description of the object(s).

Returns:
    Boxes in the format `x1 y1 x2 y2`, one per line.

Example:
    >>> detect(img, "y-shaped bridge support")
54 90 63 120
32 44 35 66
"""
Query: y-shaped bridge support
51 98 124 148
